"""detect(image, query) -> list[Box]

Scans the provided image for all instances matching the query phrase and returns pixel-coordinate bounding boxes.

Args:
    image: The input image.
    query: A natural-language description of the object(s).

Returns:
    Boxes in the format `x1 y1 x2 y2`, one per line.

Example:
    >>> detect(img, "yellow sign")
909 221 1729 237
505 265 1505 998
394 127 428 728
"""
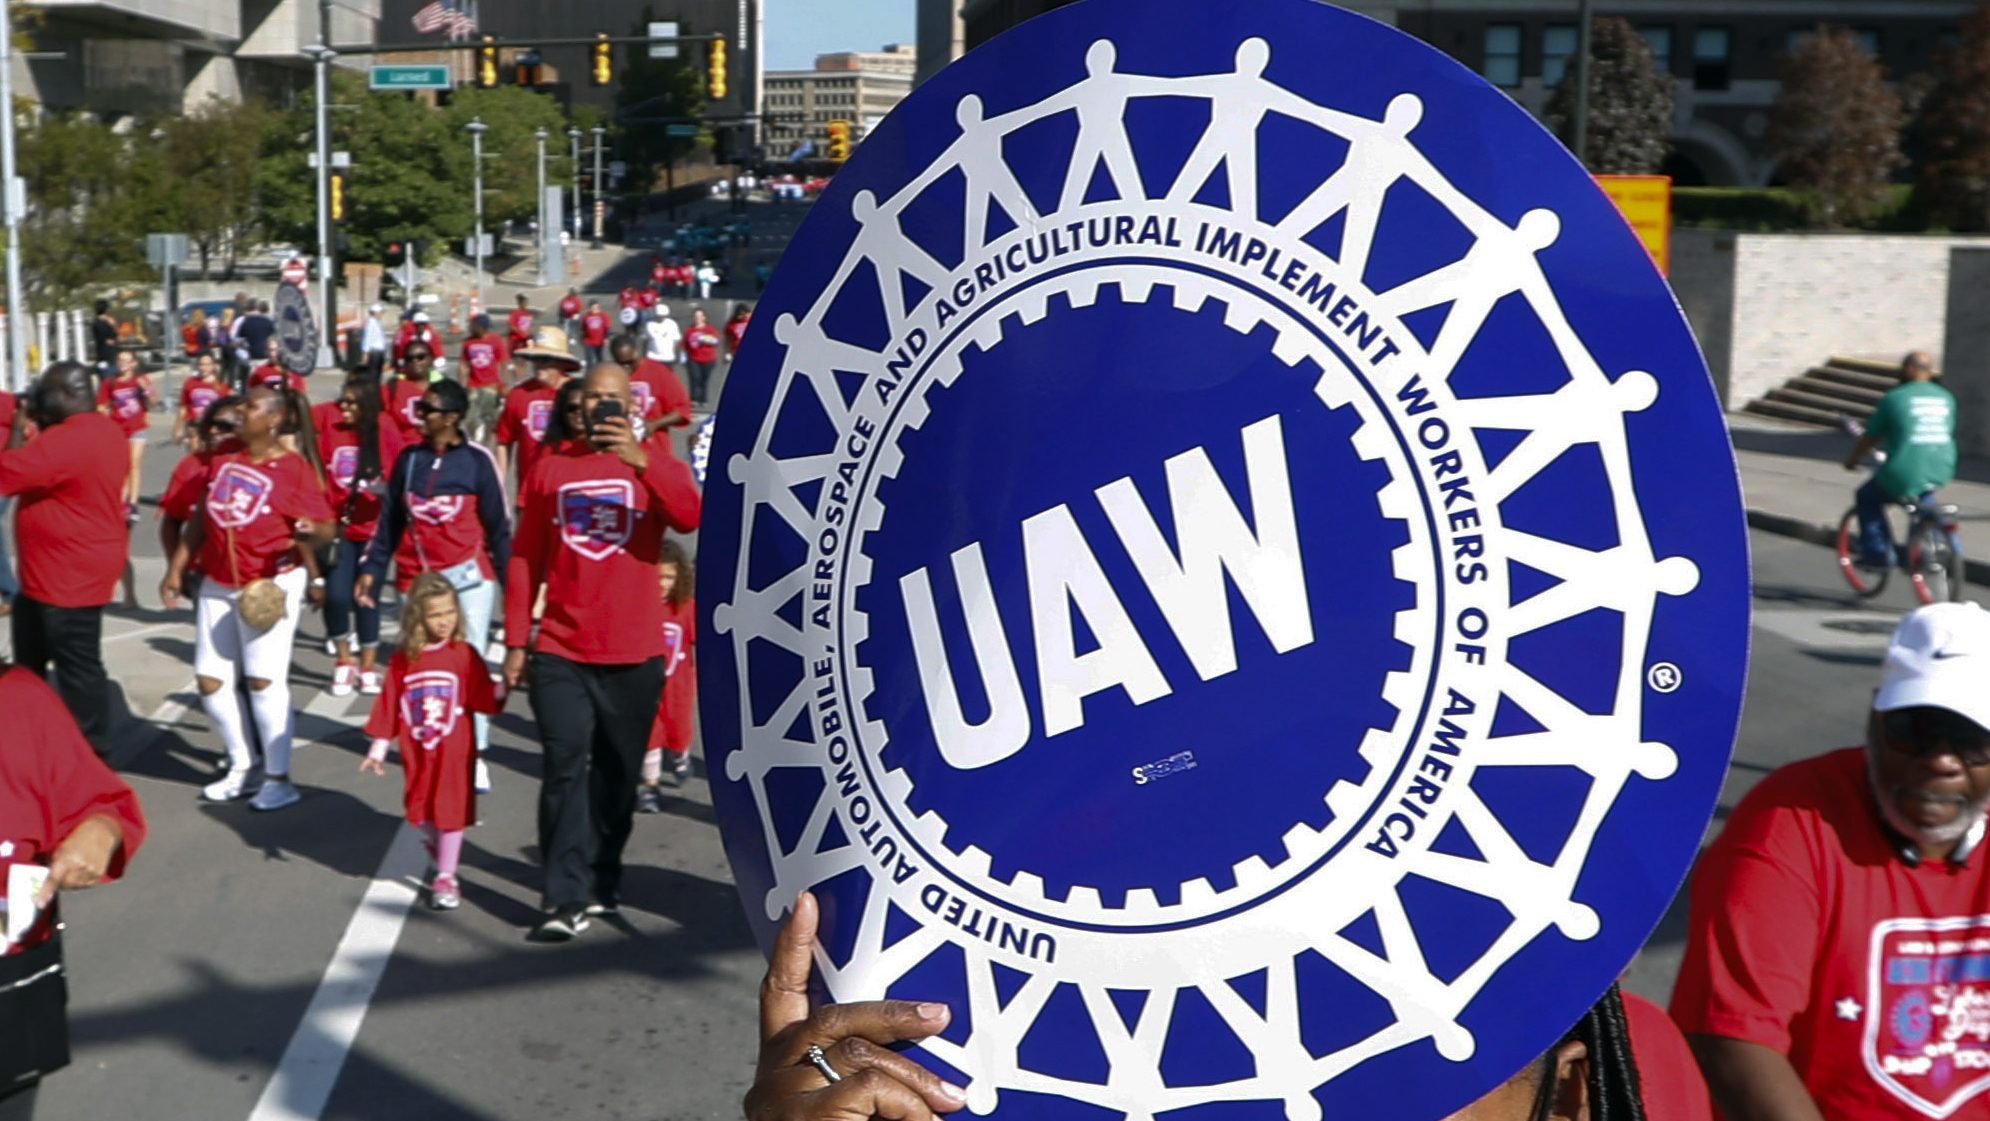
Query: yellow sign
1595 175 1671 275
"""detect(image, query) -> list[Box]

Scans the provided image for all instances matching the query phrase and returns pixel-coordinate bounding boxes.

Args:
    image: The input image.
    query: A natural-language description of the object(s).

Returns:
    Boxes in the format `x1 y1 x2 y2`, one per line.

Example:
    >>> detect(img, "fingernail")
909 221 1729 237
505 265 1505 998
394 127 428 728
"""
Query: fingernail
940 1081 967 1103
918 1002 949 1022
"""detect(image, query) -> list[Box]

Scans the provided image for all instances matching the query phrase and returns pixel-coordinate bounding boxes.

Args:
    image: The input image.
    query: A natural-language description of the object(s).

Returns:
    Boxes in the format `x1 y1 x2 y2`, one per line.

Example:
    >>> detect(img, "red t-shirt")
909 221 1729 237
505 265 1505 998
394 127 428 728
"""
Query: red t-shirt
619 287 640 310
392 324 441 365
581 311 612 347
504 438 701 664
684 323 721 365
363 641 502 831
181 377 225 423
98 374 150 436
381 377 428 442
494 380 561 483
631 358 693 427
0 413 129 607
724 316 749 356
250 364 306 394
0 391 15 433
188 450 333 587
649 262 667 285
638 288 659 310
672 264 695 289
1673 746 1990 1120
381 441 505 592
507 308 534 350
160 448 226 555
182 323 204 357
0 667 147 955
647 596 697 751
320 419 407 542
559 295 582 319
460 336 507 390
1622 991 1713 1121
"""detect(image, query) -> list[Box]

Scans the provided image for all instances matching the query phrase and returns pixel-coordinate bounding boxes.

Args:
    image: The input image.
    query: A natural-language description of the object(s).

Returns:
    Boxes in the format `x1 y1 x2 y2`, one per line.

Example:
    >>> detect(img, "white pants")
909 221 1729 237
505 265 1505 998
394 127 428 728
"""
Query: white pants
195 566 307 684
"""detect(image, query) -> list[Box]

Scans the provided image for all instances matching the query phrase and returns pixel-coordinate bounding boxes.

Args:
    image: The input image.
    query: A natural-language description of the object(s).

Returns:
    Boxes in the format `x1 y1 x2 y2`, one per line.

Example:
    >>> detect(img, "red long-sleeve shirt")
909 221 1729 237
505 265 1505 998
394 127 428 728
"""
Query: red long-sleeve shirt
504 437 700 664
0 412 129 607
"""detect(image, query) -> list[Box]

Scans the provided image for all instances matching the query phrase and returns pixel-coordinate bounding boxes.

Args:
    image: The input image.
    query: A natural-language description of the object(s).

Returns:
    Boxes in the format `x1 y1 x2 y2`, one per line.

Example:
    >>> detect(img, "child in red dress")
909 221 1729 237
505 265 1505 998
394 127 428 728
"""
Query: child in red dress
636 540 696 814
359 573 504 910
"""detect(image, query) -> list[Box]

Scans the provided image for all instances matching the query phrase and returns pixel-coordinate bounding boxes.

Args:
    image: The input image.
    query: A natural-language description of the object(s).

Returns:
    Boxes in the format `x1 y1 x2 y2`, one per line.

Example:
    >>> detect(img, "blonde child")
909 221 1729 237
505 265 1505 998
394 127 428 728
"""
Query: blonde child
636 539 696 814
359 573 504 909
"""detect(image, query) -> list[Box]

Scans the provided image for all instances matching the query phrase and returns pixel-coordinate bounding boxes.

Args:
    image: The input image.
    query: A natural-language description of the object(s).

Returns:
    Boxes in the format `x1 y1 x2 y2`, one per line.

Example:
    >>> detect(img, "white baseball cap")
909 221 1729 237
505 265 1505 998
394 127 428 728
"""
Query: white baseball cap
412 311 431 323
1876 603 1990 731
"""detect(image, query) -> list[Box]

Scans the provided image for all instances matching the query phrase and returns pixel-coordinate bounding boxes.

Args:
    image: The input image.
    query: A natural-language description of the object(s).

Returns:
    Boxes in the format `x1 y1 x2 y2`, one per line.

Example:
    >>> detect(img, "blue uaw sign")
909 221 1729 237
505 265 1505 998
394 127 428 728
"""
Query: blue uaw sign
701 1 1749 1117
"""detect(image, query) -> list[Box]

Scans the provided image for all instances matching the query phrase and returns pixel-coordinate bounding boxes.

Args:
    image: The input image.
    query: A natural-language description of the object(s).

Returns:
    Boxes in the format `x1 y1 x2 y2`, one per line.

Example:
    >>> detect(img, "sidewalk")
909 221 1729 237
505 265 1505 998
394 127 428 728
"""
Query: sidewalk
1728 412 1990 581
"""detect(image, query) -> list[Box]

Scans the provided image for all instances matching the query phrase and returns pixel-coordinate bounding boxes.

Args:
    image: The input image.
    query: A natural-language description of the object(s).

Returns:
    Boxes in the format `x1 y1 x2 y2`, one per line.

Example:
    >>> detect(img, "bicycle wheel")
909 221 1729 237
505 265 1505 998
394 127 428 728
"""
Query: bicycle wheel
1838 507 1890 598
1908 520 1963 604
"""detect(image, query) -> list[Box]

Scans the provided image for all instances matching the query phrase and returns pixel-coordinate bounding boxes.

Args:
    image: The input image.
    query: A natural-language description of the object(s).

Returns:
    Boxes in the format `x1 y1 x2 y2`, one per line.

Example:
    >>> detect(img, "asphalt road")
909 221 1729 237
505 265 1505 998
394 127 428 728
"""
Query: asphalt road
26 388 1963 1118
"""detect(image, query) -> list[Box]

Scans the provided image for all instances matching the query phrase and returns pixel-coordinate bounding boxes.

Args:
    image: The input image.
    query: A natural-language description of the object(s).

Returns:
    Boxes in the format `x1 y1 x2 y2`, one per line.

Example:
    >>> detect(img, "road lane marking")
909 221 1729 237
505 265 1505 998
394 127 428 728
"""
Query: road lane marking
245 824 425 1121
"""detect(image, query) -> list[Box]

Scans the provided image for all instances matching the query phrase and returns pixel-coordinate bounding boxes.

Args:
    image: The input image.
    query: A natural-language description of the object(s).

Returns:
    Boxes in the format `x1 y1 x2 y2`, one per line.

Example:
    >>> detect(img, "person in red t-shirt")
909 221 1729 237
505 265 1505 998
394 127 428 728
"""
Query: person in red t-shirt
392 312 442 371
382 342 437 444
558 287 583 338
635 539 695 815
159 384 335 811
502 363 700 941
360 573 504 912
1675 603 1990 1121
494 326 581 494
458 315 508 444
507 294 536 357
159 394 247 603
682 307 722 404
723 302 752 361
0 665 147 1117
0 363 130 750
248 338 306 396
174 350 228 448
606 335 692 432
95 349 153 522
637 285 660 317
318 374 405 698
580 300 613 368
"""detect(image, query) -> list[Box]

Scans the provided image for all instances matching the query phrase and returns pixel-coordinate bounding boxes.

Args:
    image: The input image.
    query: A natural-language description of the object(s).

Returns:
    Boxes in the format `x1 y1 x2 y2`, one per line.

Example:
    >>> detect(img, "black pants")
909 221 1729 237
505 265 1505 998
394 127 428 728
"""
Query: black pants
528 653 665 913
687 360 716 403
12 598 108 751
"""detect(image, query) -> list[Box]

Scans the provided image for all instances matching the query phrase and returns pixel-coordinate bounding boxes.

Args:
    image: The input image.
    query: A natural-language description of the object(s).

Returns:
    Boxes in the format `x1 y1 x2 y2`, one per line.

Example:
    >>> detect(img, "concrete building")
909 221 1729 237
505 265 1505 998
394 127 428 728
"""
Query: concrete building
960 0 1973 186
764 45 914 159
916 0 964 86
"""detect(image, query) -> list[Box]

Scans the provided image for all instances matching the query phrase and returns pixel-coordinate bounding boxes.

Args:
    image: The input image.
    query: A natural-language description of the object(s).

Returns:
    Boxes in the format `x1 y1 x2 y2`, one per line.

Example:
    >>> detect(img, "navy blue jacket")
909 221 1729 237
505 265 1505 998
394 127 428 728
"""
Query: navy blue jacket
358 437 512 587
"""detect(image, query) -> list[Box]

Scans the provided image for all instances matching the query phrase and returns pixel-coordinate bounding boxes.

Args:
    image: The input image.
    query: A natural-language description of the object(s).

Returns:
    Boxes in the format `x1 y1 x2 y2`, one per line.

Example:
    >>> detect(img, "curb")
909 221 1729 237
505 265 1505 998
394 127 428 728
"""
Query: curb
1745 508 1990 586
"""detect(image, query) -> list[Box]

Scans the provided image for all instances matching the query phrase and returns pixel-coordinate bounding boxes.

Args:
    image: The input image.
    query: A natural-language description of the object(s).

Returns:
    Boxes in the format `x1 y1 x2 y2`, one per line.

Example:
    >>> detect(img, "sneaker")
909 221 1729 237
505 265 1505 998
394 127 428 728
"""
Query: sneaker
249 779 301 812
201 768 256 803
584 895 619 917
670 752 691 781
474 758 492 794
635 783 665 814
530 909 590 942
330 662 358 697
323 637 339 657
429 874 461 911
358 669 384 695
124 502 139 526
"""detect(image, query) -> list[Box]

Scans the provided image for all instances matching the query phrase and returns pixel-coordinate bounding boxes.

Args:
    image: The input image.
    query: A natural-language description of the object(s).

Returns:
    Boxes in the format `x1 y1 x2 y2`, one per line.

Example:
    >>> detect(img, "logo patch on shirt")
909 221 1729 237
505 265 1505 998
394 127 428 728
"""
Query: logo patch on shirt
407 493 466 526
527 399 553 441
631 380 654 415
207 462 276 529
330 445 359 488
401 669 461 745
558 479 637 561
1865 915 1990 1116
663 620 685 676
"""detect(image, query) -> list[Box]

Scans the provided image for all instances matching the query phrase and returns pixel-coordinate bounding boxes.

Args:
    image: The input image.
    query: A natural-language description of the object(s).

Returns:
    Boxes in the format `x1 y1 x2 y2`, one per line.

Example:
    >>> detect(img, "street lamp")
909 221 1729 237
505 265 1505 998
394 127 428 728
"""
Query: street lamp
306 39 338 369
534 126 548 285
0 1 27 390
567 127 583 243
589 125 606 249
466 116 488 311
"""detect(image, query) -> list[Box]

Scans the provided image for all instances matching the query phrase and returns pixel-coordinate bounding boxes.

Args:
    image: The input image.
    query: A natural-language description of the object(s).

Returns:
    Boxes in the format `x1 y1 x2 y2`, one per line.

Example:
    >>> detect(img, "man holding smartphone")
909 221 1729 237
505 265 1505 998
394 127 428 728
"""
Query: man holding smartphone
502 364 701 942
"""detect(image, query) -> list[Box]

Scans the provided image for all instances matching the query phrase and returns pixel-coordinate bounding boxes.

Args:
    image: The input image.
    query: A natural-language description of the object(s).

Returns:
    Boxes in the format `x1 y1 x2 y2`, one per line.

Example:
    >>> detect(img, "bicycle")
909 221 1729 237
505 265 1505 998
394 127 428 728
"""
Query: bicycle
1836 495 1966 605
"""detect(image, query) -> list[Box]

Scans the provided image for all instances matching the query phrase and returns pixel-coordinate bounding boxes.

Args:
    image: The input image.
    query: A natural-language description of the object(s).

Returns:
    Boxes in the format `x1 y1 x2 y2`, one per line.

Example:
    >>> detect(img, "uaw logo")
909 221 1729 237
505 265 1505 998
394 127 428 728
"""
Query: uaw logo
401 670 462 746
527 398 553 441
407 492 465 526
1866 916 1990 1116
700 1 1749 1118
111 386 144 420
207 462 276 529
330 445 360 489
558 479 636 561
401 393 424 427
187 385 220 418
630 379 655 417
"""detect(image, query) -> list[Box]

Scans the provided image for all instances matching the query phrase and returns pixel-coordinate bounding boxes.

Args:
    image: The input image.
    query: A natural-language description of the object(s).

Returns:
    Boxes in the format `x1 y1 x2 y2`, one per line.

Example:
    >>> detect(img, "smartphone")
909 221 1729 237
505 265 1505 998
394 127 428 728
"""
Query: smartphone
589 398 627 434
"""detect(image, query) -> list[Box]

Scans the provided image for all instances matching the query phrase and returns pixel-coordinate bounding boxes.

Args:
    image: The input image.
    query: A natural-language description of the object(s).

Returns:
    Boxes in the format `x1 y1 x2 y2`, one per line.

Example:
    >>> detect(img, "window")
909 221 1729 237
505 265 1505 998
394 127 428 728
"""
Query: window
1639 26 1673 71
1543 24 1577 87
1693 26 1731 90
1484 24 1521 87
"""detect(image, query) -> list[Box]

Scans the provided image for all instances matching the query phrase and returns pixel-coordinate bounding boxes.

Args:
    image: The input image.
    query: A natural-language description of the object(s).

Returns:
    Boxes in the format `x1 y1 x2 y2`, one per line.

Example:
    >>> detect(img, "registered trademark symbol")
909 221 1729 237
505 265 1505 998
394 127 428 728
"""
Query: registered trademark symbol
1646 662 1682 693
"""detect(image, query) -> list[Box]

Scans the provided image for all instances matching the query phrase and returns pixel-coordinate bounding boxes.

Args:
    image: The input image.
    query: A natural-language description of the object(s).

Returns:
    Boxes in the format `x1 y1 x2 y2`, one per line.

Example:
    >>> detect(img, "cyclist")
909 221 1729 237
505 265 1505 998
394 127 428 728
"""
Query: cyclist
1844 351 1956 567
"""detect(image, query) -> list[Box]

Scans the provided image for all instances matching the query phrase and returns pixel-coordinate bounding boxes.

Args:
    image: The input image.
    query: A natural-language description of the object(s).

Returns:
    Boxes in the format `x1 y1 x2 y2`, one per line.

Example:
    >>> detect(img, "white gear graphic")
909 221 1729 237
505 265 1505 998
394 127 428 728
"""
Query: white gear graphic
714 34 1700 1120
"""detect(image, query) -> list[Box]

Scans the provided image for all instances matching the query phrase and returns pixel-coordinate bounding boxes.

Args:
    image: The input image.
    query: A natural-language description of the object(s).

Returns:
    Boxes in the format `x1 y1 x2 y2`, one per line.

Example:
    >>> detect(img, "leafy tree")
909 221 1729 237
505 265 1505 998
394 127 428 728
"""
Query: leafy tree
1544 16 1675 174
441 85 576 232
1767 27 1905 228
1913 0 1990 230
16 111 172 306
161 96 274 277
612 4 708 190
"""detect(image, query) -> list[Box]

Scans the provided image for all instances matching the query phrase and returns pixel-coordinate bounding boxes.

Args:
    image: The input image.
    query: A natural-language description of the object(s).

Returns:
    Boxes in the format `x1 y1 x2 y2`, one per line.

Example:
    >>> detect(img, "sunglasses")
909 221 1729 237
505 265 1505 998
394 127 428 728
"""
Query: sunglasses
407 353 434 362
1882 708 1990 767
413 401 455 417
209 419 240 433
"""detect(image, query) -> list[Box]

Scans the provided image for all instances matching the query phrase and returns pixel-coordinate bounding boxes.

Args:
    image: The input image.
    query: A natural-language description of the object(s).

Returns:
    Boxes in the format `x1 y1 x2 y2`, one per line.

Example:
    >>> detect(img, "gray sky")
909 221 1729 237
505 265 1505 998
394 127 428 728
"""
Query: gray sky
762 0 916 70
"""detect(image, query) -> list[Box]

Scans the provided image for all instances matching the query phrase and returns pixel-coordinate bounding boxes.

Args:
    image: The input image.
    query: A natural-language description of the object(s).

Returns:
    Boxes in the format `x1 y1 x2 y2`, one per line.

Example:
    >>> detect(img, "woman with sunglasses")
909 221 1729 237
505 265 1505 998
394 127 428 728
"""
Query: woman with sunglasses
356 378 511 790
159 386 334 811
158 396 248 601
382 344 438 444
318 373 406 696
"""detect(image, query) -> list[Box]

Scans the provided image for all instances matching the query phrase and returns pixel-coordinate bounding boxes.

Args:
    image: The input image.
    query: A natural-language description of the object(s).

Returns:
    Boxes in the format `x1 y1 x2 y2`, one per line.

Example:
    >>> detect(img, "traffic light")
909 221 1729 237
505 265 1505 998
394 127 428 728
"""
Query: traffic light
826 119 851 161
515 49 541 88
708 37 728 100
329 172 346 222
386 241 404 266
591 33 613 87
477 36 499 88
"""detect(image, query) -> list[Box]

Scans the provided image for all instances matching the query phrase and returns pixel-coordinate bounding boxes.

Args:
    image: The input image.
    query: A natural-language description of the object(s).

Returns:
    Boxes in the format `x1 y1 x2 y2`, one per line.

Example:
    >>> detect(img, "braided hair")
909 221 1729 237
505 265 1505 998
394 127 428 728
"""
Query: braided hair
1529 984 1646 1121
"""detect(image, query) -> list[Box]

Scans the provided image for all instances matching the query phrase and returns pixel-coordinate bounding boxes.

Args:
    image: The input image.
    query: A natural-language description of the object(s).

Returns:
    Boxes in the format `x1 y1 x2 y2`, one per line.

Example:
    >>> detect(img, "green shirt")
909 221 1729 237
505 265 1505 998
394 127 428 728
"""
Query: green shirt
1868 380 1958 500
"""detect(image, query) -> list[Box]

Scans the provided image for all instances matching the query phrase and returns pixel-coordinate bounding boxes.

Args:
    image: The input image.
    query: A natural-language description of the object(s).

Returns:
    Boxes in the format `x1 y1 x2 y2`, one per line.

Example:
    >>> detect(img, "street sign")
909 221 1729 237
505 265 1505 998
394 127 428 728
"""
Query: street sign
280 258 309 287
1597 174 1674 276
665 124 699 138
608 159 627 178
144 233 188 268
369 64 451 91
273 281 318 375
648 21 679 59
462 233 494 257
306 150 351 169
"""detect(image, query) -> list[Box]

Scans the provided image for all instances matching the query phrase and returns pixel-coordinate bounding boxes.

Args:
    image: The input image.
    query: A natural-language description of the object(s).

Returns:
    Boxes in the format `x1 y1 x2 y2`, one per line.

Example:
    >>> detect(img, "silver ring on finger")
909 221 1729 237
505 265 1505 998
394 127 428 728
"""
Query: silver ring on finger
803 1043 843 1084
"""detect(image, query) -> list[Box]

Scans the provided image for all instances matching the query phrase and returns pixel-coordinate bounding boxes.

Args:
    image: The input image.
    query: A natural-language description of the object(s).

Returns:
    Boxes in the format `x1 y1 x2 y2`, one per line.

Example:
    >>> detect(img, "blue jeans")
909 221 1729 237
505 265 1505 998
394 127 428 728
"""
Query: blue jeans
323 537 380 652
456 576 496 755
1855 479 1895 566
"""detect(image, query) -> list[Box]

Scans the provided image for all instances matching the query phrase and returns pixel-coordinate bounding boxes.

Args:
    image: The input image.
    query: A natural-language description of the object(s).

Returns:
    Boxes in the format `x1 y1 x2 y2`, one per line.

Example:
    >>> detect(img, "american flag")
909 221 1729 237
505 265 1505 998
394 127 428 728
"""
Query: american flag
411 0 478 41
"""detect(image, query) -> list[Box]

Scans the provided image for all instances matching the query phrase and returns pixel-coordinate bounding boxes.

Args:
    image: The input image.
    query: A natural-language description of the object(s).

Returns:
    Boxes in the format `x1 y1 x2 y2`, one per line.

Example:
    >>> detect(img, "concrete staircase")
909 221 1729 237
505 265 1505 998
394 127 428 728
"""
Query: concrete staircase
1742 356 1905 429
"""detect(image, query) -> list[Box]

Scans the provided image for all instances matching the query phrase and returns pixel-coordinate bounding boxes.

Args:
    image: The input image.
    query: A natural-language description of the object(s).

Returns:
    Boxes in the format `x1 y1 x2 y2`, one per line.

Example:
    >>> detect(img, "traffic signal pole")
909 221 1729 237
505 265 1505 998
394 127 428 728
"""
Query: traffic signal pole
311 0 337 368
